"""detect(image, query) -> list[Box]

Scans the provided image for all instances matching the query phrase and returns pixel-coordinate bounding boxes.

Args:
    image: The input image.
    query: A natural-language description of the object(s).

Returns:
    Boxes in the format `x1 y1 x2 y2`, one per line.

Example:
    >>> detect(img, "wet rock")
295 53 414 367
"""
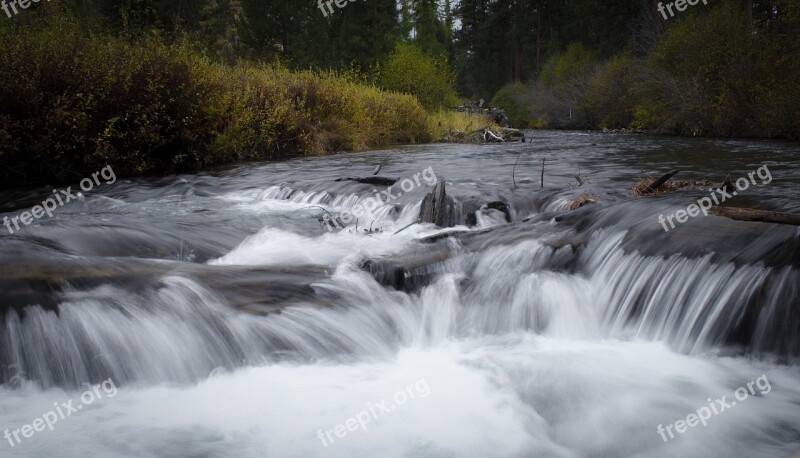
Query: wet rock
0 244 336 318
419 180 455 227
419 180 511 229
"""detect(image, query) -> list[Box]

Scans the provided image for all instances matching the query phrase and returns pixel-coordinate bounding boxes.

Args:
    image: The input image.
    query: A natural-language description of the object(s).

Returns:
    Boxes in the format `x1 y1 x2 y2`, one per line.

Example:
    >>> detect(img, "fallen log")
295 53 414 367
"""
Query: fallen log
499 127 524 139
363 220 587 292
635 169 680 194
335 176 397 186
440 126 523 144
0 253 335 316
710 207 800 226
484 129 504 142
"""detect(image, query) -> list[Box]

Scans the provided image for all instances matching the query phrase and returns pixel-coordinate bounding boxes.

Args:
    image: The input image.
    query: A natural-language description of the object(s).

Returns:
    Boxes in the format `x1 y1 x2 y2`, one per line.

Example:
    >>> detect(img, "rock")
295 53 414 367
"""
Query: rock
419 180 455 227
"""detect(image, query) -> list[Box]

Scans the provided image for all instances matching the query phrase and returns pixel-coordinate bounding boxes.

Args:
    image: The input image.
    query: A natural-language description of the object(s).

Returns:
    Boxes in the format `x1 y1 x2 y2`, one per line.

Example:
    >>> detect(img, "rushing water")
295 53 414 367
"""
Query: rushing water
1 131 799 457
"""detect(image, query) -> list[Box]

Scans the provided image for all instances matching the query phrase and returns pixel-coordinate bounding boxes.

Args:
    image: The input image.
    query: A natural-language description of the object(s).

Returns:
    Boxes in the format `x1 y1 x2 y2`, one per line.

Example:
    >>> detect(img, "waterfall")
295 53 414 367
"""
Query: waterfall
3 221 797 388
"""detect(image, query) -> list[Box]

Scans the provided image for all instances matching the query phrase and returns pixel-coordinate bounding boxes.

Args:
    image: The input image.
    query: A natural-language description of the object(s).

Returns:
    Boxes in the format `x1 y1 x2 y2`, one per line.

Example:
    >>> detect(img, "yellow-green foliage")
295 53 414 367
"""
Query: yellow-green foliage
634 5 748 135
426 110 495 138
0 18 430 186
490 84 532 128
527 43 598 129
377 42 459 110
540 42 596 92
520 3 799 138
632 3 800 137
584 52 636 129
204 64 430 160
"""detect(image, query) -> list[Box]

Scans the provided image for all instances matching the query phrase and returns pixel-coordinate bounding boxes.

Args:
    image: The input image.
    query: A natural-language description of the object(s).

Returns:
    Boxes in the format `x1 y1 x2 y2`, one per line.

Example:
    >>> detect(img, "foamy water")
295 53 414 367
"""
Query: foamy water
2 337 799 457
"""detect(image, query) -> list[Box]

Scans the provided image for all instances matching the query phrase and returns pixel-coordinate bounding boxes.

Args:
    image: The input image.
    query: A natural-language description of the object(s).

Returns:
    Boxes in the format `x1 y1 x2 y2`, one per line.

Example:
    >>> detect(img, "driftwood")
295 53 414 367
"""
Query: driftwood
499 127 524 139
363 219 588 292
636 169 680 194
484 129 504 142
710 207 800 226
440 126 525 144
360 248 452 291
393 219 421 235
541 158 545 189
335 176 397 186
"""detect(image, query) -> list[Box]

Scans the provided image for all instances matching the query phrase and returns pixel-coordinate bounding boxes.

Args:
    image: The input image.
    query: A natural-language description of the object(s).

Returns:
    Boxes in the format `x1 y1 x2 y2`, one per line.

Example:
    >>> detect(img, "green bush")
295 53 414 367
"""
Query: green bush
584 52 636 129
539 42 596 93
377 42 458 110
0 18 431 187
490 84 531 128
517 5 799 139
529 42 597 129
631 3 799 138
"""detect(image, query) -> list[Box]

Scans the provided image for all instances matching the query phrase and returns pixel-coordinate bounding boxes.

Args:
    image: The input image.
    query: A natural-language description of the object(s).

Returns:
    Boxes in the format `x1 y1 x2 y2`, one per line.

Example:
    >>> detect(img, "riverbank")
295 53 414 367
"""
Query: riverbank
487 3 799 140
0 18 489 188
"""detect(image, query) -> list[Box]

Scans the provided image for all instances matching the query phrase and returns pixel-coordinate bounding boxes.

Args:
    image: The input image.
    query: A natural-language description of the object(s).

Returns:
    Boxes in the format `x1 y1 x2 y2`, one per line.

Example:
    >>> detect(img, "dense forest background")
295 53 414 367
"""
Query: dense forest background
43 0 798 138
0 0 798 185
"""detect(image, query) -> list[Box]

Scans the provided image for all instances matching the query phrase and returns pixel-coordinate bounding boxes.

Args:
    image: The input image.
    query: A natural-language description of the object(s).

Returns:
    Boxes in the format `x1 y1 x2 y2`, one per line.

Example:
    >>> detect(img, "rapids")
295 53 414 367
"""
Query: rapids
1 131 799 457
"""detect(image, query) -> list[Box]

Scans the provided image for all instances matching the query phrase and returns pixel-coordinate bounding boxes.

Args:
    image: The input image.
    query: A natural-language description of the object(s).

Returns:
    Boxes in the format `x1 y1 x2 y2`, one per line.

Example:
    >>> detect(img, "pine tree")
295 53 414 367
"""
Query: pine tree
239 0 331 68
331 0 399 70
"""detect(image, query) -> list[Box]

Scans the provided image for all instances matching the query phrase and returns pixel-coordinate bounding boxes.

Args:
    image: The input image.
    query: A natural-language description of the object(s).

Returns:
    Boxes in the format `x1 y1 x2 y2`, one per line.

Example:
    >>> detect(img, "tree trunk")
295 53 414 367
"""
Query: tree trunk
742 0 753 33
710 207 800 226
536 10 542 75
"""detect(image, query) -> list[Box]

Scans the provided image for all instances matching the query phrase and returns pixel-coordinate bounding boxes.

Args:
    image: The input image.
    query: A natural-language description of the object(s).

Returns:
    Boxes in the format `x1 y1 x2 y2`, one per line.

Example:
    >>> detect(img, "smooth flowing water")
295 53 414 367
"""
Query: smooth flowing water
1 131 799 457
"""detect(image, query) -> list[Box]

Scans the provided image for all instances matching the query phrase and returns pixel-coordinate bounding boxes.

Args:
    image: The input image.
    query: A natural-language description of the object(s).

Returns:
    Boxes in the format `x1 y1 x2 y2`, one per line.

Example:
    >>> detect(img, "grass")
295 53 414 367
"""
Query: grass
427 111 498 140
0 18 432 187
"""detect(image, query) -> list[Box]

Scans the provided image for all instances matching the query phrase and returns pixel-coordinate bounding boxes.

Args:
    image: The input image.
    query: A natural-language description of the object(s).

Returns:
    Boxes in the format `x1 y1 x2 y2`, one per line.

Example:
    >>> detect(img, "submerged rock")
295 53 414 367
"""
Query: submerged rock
419 180 511 228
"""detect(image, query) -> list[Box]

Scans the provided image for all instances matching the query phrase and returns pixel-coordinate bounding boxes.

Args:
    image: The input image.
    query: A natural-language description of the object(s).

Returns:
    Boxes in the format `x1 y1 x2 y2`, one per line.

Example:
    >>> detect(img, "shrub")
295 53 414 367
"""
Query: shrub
0 18 431 187
584 52 636 129
539 42 596 93
490 84 532 128
426 110 494 139
377 42 459 110
631 3 784 137
531 43 597 129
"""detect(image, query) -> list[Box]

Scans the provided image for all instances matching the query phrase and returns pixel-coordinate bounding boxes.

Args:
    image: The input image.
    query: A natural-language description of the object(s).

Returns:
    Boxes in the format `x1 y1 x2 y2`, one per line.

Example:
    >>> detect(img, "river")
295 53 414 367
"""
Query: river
1 130 799 457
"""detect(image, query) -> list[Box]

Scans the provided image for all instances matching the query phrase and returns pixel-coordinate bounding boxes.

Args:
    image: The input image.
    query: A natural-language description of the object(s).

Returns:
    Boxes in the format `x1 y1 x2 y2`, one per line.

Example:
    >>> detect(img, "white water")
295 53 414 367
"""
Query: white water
2 336 799 457
2 175 800 457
